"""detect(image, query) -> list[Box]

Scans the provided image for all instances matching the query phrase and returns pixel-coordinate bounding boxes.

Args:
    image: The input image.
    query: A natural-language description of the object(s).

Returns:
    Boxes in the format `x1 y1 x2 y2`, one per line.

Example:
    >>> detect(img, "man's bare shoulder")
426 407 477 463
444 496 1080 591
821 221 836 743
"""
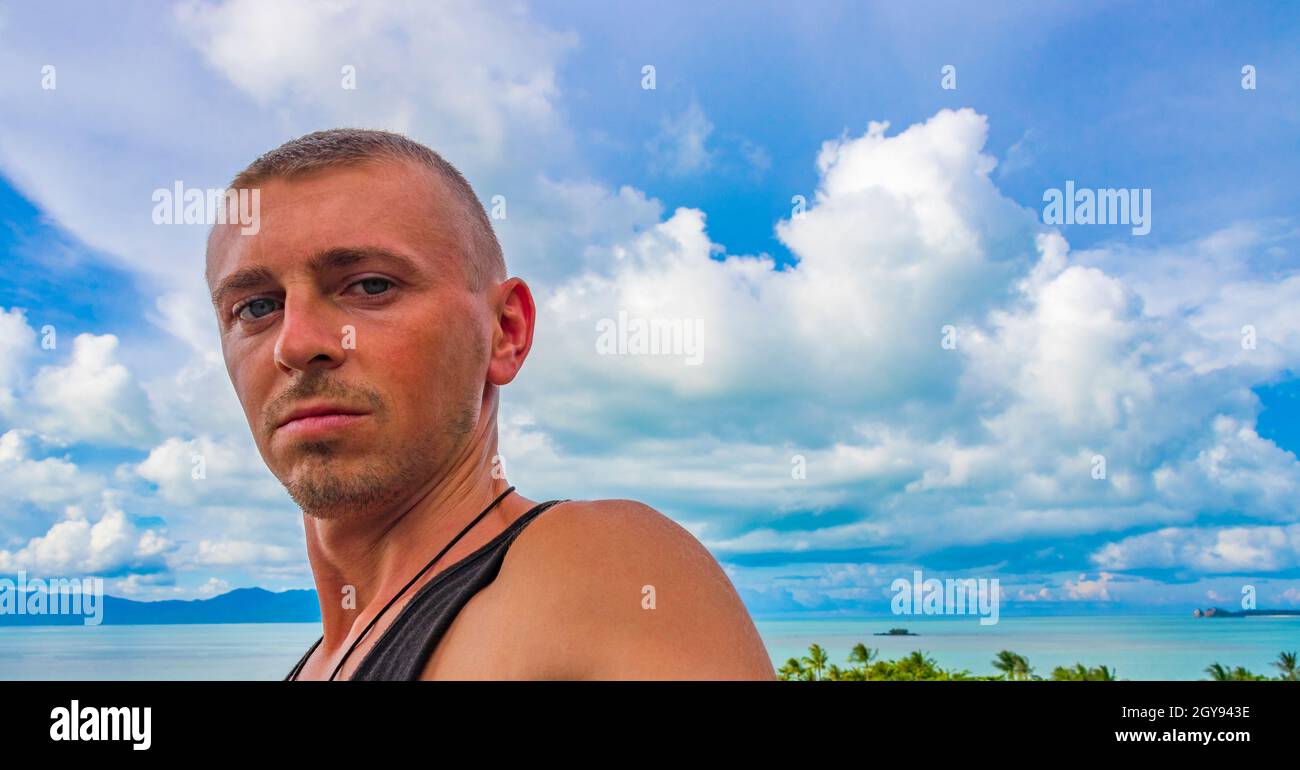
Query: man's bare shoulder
493 498 776 680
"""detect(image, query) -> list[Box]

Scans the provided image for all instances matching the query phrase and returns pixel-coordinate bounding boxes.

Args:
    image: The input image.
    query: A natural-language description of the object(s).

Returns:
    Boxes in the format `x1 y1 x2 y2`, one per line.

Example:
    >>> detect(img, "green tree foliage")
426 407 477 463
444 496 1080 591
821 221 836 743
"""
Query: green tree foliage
775 643 1299 682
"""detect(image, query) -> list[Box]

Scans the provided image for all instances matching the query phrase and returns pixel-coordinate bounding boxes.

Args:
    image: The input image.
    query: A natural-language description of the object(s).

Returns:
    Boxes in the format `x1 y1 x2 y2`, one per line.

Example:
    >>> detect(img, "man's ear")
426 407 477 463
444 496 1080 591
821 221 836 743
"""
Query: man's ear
486 277 536 386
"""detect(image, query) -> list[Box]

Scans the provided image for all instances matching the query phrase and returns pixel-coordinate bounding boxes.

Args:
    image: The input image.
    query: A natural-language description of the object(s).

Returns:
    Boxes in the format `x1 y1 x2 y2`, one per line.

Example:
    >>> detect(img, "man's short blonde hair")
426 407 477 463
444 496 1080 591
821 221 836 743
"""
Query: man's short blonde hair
220 128 506 289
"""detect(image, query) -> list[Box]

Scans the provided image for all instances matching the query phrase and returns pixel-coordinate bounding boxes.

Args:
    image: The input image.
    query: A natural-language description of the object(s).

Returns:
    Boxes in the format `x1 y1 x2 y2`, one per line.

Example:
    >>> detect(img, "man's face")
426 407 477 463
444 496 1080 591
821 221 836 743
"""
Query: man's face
207 160 493 519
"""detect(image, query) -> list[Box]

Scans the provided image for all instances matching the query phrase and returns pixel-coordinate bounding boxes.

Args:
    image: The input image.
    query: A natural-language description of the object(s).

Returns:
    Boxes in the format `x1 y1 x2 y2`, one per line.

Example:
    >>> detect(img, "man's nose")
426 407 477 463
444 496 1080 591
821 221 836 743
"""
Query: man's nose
273 292 347 375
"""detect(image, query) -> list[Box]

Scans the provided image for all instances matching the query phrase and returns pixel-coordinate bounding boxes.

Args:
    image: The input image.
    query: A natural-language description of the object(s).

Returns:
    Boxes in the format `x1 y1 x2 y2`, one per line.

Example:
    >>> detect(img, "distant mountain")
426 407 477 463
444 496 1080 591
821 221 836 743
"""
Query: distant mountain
0 587 321 626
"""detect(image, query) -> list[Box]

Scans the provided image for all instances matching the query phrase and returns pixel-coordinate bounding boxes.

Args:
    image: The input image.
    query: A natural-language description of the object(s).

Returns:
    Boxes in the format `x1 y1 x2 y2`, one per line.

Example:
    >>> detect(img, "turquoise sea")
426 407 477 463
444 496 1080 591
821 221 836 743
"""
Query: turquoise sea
758 614 1300 680
0 615 1296 680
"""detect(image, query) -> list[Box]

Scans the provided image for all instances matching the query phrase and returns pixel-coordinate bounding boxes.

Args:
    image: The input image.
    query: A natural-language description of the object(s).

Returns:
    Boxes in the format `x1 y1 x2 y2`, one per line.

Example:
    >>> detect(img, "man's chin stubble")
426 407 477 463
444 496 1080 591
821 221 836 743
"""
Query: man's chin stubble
282 443 424 521
277 402 479 520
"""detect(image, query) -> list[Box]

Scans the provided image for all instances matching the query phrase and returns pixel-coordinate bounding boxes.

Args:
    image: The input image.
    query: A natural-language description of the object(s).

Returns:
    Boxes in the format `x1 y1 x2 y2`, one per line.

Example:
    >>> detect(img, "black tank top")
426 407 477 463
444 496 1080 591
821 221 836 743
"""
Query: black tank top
285 499 565 681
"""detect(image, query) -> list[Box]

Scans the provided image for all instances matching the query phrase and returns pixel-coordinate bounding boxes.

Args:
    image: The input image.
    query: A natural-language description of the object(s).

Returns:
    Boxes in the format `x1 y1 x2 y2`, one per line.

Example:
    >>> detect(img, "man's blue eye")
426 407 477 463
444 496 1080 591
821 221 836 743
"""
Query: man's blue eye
240 298 279 320
357 278 391 295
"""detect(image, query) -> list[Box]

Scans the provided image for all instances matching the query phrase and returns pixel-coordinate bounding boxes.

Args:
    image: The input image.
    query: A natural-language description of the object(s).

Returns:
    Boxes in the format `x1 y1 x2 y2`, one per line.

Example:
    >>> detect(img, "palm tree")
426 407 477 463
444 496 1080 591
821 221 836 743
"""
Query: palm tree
1052 663 1117 681
847 643 877 677
896 650 926 680
1273 651 1298 681
777 657 806 681
993 650 1018 680
1051 664 1087 681
1013 654 1035 681
1205 663 1267 681
1205 662 1232 681
801 644 830 681
993 650 1033 681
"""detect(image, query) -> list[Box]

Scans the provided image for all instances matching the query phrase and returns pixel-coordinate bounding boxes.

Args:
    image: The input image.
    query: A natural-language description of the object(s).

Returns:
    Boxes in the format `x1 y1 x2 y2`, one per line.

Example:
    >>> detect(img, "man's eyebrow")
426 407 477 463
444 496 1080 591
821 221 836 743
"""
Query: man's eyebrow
210 266 276 309
306 246 425 277
209 247 425 309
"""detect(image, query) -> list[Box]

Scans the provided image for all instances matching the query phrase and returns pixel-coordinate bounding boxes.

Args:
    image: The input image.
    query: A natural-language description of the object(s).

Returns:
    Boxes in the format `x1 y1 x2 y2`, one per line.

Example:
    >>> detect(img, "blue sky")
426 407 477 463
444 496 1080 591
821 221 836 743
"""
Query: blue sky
0 0 1297 615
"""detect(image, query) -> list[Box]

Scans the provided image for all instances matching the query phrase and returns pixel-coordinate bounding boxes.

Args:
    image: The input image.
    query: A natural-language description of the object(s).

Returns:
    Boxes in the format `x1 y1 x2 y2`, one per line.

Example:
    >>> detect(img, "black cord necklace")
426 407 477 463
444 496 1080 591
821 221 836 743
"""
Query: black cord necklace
297 485 516 681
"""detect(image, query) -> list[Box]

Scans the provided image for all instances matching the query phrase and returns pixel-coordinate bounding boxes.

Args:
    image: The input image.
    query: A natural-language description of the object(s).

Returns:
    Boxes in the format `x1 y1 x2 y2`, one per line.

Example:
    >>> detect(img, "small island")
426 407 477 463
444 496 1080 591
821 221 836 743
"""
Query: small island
873 627 919 636
1193 607 1300 618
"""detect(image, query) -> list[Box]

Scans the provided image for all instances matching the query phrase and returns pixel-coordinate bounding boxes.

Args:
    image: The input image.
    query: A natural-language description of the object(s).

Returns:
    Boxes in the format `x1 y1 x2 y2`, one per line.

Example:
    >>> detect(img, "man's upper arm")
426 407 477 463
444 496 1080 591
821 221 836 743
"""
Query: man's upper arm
501 499 776 680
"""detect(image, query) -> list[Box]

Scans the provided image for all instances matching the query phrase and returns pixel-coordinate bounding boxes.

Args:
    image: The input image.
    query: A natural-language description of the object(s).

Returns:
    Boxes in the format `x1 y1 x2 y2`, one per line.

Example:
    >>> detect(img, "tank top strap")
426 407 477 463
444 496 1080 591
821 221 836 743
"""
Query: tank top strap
284 499 566 681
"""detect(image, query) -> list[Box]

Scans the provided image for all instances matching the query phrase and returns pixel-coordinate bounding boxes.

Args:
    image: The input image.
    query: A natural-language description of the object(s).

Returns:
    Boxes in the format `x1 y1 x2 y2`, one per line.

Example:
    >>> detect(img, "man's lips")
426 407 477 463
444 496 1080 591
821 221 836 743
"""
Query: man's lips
275 403 372 435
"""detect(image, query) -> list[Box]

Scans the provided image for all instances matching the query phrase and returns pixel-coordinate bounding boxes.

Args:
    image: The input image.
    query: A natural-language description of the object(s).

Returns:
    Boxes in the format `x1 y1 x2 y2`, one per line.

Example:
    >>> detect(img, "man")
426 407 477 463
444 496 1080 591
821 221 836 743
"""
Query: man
206 129 775 680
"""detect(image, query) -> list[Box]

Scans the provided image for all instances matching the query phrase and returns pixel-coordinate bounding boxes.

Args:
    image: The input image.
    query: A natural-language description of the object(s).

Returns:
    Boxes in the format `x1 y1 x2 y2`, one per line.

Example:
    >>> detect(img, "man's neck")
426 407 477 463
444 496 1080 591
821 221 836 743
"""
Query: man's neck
301 430 519 651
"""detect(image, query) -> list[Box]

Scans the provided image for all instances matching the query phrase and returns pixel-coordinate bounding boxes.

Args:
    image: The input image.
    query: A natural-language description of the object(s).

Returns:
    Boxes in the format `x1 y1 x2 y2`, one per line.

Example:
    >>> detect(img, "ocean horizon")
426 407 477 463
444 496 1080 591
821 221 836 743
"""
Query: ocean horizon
1 614 1295 680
